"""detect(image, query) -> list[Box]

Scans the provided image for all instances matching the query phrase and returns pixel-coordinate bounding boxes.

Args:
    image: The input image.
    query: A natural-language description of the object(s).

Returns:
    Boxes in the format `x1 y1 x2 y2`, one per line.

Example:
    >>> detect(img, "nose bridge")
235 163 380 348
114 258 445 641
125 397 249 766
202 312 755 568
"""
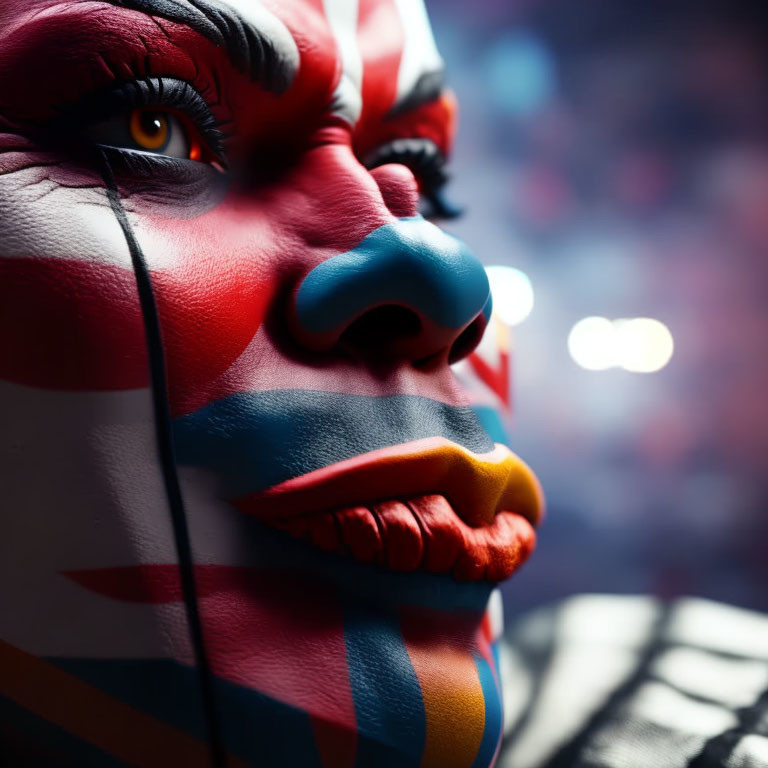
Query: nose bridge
292 216 491 361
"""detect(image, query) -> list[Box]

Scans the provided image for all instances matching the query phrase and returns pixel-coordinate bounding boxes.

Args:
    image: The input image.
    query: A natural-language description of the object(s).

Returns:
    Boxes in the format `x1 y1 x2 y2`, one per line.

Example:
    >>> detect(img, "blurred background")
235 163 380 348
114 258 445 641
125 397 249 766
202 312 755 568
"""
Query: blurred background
428 0 768 618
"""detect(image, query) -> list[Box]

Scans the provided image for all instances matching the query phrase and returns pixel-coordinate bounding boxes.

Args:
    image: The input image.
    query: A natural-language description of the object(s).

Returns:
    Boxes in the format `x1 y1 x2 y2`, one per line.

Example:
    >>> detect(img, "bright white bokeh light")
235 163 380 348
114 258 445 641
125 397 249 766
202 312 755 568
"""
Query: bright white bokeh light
568 316 674 372
614 318 674 373
486 266 534 326
568 316 618 370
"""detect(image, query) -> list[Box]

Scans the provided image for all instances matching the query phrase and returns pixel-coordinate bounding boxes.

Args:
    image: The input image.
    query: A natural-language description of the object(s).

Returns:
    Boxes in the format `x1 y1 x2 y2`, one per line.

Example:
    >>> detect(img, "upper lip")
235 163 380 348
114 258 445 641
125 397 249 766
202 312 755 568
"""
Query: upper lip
233 436 543 529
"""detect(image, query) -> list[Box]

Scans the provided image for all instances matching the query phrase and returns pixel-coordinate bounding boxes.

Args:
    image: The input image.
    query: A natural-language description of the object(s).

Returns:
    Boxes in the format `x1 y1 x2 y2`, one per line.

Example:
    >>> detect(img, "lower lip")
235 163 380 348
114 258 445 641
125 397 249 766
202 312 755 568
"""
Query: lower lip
272 494 536 582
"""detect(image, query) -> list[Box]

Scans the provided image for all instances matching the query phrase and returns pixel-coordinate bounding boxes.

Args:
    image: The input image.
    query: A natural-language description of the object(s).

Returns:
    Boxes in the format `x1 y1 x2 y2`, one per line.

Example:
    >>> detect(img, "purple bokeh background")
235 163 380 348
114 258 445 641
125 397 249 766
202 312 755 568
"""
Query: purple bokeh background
427 0 768 616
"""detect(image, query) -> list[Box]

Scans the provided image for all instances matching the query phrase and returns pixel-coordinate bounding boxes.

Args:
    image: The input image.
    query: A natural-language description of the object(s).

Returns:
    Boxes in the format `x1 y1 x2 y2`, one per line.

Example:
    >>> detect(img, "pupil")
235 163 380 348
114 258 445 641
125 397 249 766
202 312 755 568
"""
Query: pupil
141 112 163 136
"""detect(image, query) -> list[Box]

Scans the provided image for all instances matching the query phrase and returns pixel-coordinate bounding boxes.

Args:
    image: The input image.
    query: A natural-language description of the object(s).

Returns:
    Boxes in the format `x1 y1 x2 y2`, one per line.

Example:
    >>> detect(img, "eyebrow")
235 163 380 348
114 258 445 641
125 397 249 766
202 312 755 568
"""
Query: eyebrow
103 0 299 93
387 70 445 118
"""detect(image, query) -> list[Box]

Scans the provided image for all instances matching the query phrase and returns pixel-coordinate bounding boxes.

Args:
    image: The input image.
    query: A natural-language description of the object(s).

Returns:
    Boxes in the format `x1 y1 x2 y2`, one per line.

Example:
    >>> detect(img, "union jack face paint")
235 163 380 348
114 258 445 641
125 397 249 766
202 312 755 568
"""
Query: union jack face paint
0 1 543 765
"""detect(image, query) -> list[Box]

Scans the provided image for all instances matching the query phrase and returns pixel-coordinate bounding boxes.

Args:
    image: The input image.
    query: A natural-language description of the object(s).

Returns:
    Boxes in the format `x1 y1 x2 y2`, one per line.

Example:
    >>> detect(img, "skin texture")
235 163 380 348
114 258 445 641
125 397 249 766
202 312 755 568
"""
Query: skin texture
0 1 543 766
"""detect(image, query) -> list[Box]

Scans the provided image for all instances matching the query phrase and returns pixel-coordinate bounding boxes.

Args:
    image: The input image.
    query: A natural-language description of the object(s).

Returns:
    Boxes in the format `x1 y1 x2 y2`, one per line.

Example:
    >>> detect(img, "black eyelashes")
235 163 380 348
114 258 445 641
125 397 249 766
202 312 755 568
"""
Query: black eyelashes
365 138 463 220
366 138 447 192
57 76 227 162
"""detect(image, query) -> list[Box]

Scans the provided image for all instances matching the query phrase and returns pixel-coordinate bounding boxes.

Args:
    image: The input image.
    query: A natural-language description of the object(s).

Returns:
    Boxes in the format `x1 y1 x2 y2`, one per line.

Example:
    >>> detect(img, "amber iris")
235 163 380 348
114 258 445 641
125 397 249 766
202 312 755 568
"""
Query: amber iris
129 108 169 151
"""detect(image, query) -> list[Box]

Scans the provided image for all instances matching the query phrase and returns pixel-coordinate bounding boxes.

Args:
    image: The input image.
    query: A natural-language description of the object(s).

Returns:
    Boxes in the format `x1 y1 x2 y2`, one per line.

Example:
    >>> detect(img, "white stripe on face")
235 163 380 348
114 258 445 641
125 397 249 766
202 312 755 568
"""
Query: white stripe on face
0 381 191 658
392 0 443 104
0 166 132 268
322 0 363 124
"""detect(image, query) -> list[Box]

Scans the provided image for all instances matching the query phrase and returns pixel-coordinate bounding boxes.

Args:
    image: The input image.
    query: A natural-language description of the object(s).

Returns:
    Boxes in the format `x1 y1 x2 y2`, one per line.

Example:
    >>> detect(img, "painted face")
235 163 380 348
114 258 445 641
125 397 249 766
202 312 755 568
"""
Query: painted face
0 1 542 766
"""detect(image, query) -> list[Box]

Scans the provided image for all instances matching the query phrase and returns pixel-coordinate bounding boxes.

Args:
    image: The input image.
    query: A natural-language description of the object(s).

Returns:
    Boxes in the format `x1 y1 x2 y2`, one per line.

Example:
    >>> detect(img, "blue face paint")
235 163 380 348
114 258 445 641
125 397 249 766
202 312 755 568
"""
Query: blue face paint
173 390 494 497
295 217 490 339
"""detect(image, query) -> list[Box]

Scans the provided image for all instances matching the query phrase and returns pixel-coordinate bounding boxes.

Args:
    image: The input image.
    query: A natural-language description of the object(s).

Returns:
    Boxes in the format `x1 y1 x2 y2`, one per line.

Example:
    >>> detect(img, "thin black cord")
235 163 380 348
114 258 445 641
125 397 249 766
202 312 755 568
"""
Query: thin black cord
97 151 227 768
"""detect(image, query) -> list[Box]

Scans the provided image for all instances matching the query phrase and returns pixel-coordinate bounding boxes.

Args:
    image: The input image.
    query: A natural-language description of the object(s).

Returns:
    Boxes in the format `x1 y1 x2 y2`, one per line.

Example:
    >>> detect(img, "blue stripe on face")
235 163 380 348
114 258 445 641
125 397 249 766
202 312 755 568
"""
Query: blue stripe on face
343 605 425 768
295 217 490 335
470 405 511 446
470 651 504 768
173 390 494 497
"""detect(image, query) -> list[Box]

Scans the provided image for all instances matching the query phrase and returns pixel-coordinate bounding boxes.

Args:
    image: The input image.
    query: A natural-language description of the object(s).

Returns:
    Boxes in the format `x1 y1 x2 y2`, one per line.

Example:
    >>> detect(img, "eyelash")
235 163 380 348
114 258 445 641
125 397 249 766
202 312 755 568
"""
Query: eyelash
60 76 226 164
365 138 462 220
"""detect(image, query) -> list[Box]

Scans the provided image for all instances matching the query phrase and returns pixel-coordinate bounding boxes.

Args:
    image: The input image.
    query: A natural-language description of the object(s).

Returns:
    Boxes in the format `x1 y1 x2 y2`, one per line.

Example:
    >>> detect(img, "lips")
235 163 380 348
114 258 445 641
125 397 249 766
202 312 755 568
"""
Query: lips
273 495 536 581
234 437 543 582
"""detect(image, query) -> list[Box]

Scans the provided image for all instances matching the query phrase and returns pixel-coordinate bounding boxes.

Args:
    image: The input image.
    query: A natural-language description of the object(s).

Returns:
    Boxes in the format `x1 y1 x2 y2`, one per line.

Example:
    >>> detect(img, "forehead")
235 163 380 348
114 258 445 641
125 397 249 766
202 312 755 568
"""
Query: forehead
1 0 444 126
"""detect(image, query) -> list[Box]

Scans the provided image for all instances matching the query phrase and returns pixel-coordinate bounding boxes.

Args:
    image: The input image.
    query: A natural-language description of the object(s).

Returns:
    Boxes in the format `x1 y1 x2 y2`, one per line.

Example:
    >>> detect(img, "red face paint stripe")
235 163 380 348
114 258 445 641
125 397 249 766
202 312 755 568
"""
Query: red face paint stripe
0 258 148 390
357 0 404 129
65 566 359 732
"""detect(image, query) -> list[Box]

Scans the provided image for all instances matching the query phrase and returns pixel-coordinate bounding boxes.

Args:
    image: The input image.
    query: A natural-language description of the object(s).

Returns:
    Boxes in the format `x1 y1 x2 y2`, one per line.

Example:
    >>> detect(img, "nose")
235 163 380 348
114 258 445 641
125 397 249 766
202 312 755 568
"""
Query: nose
292 216 491 364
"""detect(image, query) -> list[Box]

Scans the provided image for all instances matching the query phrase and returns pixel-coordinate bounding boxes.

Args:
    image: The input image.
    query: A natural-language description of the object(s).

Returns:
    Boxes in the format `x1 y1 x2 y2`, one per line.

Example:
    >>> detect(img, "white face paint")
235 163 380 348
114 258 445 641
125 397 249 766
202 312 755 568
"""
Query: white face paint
322 0 364 124
392 0 444 103
320 0 444 124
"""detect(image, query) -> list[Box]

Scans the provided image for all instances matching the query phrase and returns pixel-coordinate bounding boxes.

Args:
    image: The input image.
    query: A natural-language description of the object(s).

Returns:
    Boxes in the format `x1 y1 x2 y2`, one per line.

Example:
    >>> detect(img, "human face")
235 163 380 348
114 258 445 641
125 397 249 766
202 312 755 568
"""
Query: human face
0 1 542 766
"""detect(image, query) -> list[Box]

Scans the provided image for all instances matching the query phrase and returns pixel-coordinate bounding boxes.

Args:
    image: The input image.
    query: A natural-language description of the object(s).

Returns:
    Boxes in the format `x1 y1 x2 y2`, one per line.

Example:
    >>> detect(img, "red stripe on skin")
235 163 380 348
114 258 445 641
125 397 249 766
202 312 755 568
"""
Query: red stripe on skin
152 261 273 417
354 90 458 167
352 0 456 163
0 258 149 390
468 349 511 408
65 565 359 731
357 0 404 129
0 254 271 395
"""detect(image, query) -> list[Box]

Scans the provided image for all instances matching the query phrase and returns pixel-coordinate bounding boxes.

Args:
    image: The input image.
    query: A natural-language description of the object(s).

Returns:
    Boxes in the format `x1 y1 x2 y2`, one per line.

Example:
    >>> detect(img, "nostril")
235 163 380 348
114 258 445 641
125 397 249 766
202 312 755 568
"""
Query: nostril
340 305 422 355
448 314 486 364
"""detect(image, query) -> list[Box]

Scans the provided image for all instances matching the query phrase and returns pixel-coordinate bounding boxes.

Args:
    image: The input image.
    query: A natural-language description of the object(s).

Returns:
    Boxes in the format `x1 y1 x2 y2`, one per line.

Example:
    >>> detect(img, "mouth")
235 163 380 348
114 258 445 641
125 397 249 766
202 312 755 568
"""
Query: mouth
234 437 543 582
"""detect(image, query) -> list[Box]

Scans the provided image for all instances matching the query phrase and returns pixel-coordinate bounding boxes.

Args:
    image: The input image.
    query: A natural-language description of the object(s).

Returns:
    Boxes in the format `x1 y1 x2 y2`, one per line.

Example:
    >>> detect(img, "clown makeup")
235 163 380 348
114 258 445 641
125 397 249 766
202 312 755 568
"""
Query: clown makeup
0 1 542 766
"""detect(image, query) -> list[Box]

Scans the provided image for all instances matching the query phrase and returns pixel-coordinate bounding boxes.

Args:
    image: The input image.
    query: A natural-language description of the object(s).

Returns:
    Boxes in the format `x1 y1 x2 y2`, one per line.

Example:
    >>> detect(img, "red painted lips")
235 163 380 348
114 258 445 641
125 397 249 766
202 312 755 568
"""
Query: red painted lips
274 495 536 582
236 437 544 582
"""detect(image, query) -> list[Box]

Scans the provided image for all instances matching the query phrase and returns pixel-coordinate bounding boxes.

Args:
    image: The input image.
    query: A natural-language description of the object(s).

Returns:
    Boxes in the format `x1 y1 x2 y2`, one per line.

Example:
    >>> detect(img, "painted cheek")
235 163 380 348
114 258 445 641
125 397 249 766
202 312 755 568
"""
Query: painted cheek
0 258 148 390
137 212 276 417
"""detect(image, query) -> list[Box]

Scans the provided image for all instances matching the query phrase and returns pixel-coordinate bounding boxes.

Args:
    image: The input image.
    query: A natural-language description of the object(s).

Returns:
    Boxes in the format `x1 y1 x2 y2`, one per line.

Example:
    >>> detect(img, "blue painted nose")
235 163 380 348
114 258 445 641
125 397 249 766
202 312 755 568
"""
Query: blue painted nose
293 216 491 363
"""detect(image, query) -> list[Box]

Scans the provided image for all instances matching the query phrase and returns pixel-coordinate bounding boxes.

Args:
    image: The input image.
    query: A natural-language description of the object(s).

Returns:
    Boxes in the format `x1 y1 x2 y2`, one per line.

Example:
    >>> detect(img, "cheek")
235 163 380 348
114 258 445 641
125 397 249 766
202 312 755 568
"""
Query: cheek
0 258 148 390
136 211 278 416
0 173 149 391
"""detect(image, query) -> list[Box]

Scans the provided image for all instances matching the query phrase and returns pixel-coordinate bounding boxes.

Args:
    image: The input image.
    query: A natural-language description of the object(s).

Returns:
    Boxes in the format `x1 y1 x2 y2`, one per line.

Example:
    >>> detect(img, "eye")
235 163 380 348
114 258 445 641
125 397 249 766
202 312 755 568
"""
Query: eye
87 107 203 161
365 138 463 220
66 77 226 169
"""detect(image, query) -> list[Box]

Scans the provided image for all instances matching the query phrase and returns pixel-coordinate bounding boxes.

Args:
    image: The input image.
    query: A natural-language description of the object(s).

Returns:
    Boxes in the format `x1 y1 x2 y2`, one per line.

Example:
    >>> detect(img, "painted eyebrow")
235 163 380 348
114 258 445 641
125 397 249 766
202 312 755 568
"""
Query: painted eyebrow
387 70 445 118
103 0 299 93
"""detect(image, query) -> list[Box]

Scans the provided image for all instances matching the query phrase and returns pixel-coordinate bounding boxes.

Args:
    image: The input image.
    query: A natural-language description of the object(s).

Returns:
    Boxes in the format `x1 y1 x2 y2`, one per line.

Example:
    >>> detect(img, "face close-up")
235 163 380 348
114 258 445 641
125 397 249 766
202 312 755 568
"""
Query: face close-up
0 1 543 766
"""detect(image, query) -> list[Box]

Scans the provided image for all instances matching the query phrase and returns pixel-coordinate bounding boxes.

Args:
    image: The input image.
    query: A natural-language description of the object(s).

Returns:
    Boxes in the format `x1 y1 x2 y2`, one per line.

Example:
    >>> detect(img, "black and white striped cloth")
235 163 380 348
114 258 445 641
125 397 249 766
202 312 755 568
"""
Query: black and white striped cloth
498 595 768 768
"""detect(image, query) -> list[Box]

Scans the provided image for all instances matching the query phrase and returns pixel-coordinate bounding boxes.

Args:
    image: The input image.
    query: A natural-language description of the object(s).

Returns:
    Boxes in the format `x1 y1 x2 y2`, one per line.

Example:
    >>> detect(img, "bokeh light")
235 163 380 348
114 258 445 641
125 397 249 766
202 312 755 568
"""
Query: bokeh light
567 316 617 370
614 318 674 373
486 265 535 326
568 316 674 372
